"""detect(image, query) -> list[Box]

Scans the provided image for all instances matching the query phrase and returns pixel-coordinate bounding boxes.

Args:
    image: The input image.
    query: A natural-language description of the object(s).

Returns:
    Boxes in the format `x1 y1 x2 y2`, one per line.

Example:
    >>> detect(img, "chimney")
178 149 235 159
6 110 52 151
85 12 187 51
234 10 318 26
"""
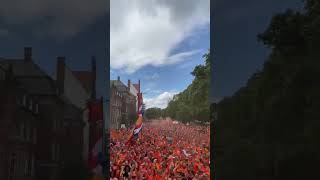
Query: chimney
91 56 96 99
128 79 131 91
56 56 65 95
117 76 120 81
24 47 32 61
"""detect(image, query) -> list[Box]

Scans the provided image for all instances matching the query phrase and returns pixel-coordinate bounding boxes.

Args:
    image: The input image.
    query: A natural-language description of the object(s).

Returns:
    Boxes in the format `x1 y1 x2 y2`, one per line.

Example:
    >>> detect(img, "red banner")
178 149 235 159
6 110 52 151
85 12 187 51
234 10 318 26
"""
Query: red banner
87 97 104 171
88 98 103 122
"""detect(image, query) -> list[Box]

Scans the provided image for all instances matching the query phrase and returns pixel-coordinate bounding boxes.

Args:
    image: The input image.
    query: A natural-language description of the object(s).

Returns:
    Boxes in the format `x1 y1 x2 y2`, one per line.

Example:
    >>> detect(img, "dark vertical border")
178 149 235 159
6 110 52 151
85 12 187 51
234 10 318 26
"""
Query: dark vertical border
210 0 216 179
105 0 110 179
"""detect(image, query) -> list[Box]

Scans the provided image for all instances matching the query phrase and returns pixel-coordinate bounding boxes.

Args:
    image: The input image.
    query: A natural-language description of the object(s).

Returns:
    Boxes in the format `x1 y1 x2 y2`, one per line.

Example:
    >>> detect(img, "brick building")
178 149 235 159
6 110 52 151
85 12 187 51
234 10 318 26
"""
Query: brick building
0 47 96 180
0 48 64 180
0 64 38 180
110 77 129 129
132 80 143 114
110 77 137 129
110 80 122 130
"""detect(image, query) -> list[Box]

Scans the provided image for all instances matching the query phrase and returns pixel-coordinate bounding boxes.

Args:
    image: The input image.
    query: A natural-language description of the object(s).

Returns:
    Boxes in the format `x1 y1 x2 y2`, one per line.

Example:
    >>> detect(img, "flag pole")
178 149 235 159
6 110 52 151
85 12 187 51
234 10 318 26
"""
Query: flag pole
101 97 105 154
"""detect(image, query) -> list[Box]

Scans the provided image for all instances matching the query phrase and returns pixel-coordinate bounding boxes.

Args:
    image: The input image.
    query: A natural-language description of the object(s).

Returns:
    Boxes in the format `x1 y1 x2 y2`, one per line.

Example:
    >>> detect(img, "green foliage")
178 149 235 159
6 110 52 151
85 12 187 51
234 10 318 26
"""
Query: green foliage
145 107 162 120
164 50 211 123
216 1 320 179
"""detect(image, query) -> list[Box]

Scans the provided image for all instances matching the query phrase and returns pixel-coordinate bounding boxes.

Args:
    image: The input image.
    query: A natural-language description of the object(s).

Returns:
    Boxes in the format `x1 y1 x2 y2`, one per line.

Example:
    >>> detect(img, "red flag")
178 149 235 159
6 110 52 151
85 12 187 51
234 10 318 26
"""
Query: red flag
87 98 104 171
88 98 103 122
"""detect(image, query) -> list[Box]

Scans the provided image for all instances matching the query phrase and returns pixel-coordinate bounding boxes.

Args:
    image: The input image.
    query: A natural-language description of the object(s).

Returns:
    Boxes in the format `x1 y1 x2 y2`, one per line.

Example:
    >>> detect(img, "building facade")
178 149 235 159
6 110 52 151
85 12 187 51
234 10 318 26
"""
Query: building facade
110 77 138 129
0 65 38 180
110 81 122 129
55 56 96 164
0 47 96 180
0 48 64 180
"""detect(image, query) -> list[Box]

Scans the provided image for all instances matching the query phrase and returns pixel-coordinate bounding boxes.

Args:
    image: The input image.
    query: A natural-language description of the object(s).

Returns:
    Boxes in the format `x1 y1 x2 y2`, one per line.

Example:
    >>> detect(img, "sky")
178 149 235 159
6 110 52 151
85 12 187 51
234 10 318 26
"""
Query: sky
110 0 210 109
212 0 304 103
0 0 109 98
0 0 304 109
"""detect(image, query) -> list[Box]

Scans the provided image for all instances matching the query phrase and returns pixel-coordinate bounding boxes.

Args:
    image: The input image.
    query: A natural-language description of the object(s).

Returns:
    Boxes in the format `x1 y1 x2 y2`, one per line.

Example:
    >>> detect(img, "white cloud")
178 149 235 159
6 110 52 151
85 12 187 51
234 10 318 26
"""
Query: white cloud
144 88 162 95
0 0 107 39
150 73 160 80
144 72 160 80
144 90 178 109
111 0 209 73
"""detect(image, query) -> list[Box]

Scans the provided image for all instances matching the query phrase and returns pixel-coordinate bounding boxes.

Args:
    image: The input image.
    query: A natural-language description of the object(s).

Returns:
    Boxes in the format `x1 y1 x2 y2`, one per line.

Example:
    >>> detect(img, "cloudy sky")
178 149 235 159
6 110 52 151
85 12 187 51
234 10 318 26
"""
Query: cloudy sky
0 0 108 98
1 0 303 110
110 0 210 109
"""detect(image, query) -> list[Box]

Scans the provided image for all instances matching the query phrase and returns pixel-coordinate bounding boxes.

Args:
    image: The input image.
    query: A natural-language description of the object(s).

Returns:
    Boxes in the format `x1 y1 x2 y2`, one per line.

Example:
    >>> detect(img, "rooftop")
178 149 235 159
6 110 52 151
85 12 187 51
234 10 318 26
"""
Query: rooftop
0 58 57 95
72 70 93 93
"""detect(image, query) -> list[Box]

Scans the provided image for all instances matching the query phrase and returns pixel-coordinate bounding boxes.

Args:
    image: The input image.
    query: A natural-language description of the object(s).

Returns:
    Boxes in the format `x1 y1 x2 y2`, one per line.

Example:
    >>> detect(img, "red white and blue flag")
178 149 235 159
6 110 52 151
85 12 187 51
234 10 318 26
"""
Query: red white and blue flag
87 98 104 172
126 113 143 144
133 114 143 136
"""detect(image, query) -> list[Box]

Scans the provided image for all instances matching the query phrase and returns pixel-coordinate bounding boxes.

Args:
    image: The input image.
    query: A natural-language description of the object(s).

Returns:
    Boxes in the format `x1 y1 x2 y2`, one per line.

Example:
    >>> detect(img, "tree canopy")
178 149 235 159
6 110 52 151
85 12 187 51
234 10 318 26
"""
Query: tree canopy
164 50 211 123
215 1 320 179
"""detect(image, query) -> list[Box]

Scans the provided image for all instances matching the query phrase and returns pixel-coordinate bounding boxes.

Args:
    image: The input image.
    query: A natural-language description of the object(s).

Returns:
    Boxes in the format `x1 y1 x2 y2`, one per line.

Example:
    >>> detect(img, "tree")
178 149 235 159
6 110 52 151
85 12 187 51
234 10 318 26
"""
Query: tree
164 50 211 123
216 1 320 179
145 107 162 120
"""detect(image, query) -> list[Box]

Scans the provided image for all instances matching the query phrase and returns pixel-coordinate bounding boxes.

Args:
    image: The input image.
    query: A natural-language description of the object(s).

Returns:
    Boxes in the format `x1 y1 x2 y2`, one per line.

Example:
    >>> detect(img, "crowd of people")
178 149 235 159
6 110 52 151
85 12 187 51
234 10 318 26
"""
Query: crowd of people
110 119 210 179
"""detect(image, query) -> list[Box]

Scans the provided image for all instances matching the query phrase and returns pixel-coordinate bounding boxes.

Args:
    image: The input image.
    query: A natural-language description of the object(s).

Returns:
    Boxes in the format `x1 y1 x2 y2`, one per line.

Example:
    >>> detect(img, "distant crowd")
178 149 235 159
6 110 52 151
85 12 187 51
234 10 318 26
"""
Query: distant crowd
110 119 210 179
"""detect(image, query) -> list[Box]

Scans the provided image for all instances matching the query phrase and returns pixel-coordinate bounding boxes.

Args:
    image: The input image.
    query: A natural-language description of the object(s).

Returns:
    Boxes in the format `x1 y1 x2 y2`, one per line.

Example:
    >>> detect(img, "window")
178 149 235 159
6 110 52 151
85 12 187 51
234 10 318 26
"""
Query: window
53 119 56 131
33 128 36 144
8 153 16 180
20 121 25 139
51 143 55 161
15 152 24 176
26 122 31 142
35 104 39 114
29 99 32 110
22 95 26 107
31 155 35 176
56 144 60 161
24 157 28 176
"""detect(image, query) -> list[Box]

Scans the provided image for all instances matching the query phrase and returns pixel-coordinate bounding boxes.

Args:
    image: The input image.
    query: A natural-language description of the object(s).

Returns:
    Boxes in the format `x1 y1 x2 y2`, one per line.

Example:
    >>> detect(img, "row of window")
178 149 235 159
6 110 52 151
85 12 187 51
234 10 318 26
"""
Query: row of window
51 143 60 161
114 91 137 100
116 91 123 98
111 110 121 128
52 118 62 132
17 94 39 114
8 152 35 180
10 119 36 144
18 120 36 144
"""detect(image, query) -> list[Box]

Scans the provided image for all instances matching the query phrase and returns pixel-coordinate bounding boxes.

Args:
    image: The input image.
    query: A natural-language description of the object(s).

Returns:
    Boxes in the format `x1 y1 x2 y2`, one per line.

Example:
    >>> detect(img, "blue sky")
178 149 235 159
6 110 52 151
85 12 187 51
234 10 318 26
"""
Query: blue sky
110 0 210 109
110 25 209 107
